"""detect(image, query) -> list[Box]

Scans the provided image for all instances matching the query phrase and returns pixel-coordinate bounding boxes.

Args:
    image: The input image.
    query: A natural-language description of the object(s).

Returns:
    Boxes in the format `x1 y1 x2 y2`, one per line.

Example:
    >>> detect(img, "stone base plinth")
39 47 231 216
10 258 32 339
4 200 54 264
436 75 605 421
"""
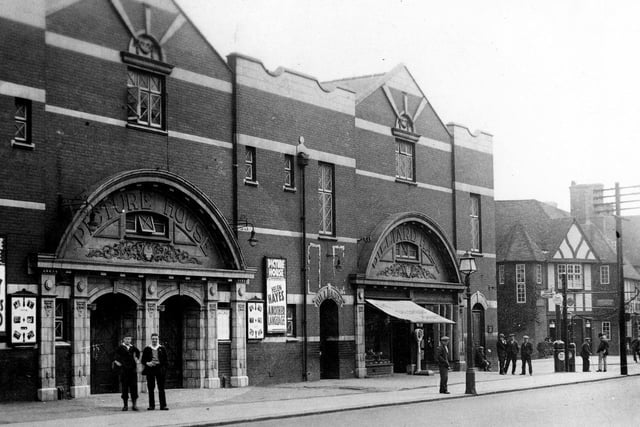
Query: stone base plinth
37 387 58 401
204 377 221 388
230 375 249 387
70 385 90 398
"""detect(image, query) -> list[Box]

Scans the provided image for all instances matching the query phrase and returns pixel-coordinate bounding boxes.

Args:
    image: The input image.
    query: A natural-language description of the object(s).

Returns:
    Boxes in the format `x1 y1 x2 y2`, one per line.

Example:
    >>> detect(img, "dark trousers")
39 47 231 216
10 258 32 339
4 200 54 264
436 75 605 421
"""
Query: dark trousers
498 355 506 374
146 369 167 409
438 366 449 393
521 356 532 374
504 356 517 374
120 369 138 402
582 356 590 372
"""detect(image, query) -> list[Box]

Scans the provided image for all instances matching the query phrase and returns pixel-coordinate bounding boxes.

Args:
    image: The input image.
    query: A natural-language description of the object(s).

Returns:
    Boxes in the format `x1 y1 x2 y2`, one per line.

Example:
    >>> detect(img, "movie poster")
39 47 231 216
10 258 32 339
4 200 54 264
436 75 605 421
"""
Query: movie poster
0 236 5 334
265 258 287 334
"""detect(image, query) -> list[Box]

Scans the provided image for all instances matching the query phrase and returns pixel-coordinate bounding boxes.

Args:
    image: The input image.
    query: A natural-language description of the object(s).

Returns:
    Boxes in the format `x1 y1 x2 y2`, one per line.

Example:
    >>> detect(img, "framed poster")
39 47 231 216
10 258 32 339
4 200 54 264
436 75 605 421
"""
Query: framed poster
10 292 37 345
265 257 287 334
0 235 5 334
247 300 264 340
217 307 230 341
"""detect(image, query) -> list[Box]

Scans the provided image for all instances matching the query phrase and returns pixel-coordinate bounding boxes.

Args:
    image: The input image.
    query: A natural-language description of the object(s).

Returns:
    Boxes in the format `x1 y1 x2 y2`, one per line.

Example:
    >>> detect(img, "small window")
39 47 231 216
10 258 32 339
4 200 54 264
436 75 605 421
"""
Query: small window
318 163 335 236
395 140 415 181
600 265 610 284
516 264 526 284
601 321 611 339
536 264 543 284
470 194 481 252
55 300 67 341
125 212 168 238
516 282 526 303
498 265 505 284
12 98 33 147
284 154 295 189
244 146 257 183
127 68 165 130
286 304 296 337
395 242 419 262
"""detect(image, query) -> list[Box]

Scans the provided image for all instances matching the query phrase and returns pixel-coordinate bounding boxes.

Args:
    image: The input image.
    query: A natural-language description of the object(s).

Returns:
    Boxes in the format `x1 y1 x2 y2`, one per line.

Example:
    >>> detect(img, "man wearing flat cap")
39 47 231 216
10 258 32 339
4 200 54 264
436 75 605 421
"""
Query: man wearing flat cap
504 333 519 375
436 336 451 394
497 333 507 374
520 335 533 375
581 337 592 372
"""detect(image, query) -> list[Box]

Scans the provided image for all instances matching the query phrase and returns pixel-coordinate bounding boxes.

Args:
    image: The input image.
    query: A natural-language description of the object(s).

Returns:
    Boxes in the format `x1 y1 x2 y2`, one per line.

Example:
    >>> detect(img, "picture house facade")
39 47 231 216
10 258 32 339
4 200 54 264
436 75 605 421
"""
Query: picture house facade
0 0 495 401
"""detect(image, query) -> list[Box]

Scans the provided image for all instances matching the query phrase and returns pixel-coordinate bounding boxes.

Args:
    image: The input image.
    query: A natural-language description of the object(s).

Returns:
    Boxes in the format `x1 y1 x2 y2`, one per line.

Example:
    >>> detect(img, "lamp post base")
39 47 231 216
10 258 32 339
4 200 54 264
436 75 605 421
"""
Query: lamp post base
465 369 477 395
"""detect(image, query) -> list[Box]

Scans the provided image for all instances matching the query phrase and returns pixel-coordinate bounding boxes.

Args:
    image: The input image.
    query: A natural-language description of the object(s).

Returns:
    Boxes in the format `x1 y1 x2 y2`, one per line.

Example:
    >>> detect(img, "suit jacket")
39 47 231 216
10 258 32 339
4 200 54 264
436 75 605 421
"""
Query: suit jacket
521 341 533 358
497 338 507 357
141 345 168 375
581 341 592 358
115 343 140 372
506 340 519 357
436 344 450 369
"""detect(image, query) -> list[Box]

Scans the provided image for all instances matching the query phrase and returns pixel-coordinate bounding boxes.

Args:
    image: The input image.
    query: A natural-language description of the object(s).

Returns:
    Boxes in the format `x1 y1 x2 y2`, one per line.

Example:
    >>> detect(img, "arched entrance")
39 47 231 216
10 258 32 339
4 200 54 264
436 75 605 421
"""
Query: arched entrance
90 293 137 394
319 300 339 379
472 303 485 348
160 295 201 389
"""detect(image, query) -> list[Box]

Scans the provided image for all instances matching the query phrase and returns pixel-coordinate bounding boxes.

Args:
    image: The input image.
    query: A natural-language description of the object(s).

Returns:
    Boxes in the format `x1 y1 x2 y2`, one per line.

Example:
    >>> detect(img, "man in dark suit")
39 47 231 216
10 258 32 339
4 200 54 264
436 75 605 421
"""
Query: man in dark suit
141 332 169 411
520 335 533 375
581 337 592 372
504 333 519 375
496 333 507 374
114 333 140 411
436 336 451 394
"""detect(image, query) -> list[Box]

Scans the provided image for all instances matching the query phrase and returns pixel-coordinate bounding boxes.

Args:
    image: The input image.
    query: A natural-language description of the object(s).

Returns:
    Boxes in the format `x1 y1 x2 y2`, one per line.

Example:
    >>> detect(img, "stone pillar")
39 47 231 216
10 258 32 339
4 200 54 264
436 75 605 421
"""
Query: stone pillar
354 287 367 378
230 280 248 387
38 272 57 401
141 277 160 393
203 281 219 388
70 273 90 398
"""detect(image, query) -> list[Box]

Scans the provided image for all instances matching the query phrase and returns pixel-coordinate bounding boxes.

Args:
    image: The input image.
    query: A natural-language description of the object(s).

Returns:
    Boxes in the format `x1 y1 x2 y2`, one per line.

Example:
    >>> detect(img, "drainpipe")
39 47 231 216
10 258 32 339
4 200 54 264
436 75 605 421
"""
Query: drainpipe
297 137 310 381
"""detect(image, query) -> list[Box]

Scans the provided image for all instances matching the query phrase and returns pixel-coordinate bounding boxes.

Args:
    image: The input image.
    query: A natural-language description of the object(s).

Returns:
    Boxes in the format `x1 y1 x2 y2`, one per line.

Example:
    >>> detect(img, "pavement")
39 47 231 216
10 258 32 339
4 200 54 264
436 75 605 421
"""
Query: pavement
1 357 639 426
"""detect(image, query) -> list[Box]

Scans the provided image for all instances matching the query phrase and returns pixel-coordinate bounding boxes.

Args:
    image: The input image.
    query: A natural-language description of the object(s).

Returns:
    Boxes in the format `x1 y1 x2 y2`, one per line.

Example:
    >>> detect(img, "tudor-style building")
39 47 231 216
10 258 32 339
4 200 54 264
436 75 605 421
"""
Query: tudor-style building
1 0 495 401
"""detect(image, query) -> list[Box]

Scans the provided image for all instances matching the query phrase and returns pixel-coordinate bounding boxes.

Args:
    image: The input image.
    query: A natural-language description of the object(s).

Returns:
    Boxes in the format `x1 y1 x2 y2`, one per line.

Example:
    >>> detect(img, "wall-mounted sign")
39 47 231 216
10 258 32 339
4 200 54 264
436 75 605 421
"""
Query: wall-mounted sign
217 307 230 341
10 292 37 345
265 258 287 334
0 235 6 334
247 300 264 340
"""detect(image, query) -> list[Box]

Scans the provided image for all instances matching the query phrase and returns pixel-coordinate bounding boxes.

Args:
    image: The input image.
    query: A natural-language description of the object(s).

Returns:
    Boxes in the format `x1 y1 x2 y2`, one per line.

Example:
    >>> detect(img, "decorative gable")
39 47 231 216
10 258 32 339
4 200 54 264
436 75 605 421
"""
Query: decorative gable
552 224 596 260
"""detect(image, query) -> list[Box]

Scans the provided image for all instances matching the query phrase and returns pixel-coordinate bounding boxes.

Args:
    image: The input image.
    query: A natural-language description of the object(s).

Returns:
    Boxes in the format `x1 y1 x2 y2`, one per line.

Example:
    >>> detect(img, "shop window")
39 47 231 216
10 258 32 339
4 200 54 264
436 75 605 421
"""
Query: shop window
284 154 295 190
244 146 257 184
12 98 33 148
55 300 68 341
395 242 419 262
127 69 165 130
600 265 610 284
318 162 335 236
125 212 168 238
395 139 415 182
286 304 296 337
470 194 481 252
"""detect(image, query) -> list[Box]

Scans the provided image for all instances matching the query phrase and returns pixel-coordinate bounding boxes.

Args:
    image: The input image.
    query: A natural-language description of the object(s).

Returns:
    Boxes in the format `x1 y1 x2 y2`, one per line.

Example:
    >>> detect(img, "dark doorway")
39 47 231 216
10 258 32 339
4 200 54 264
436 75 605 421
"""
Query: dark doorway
90 293 137 394
472 304 485 348
160 295 200 389
320 300 339 379
392 321 411 373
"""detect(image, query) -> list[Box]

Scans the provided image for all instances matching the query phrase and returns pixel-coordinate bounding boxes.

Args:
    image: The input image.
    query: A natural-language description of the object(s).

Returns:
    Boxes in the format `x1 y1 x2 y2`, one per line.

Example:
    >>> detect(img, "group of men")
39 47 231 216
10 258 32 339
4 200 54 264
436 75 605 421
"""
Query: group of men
113 332 169 412
496 333 534 375
580 333 610 372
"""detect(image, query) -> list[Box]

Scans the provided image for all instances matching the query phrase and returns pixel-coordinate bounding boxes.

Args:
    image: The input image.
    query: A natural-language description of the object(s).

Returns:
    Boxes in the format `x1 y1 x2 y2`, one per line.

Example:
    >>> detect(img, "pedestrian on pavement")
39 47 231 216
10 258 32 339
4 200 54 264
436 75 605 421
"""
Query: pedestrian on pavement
630 337 640 363
141 332 169 411
581 337 592 372
596 333 609 372
475 346 491 371
520 335 533 375
113 333 140 411
497 333 507 374
436 336 451 394
504 333 519 375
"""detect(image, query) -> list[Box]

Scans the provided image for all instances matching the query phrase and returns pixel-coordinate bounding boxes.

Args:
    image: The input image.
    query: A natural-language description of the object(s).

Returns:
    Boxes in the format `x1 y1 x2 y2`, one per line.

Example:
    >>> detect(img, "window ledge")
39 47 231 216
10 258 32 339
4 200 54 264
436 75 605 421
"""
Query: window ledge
126 123 168 136
283 186 297 193
318 235 338 241
286 338 300 342
11 140 35 150
55 341 71 347
395 178 417 186
244 180 259 187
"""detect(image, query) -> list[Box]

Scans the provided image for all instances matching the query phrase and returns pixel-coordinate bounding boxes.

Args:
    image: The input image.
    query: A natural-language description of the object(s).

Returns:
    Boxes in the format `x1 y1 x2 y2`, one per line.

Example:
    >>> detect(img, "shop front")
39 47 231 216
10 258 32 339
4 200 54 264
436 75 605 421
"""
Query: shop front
352 213 465 377
33 170 254 401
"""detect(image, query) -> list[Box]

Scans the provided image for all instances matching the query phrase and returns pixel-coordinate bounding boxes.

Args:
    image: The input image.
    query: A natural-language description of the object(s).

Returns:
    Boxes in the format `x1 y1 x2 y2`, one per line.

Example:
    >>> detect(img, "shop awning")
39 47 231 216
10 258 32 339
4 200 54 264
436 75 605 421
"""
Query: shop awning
366 299 455 324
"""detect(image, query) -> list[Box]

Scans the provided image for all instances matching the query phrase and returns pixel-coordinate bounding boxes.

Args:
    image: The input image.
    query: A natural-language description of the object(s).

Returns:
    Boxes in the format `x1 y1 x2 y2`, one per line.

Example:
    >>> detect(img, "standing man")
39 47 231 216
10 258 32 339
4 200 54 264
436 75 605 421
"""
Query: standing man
496 333 507 375
630 336 640 363
504 333 519 375
581 337 592 372
596 333 609 372
520 335 533 375
436 336 451 394
141 333 169 411
114 333 140 411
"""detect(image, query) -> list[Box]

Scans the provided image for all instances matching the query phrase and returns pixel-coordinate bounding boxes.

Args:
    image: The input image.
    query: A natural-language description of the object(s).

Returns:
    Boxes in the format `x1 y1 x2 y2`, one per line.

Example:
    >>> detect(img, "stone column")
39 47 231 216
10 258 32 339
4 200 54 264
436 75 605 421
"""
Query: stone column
203 281 219 388
354 287 367 378
70 273 90 398
141 277 160 393
38 272 57 401
230 280 248 387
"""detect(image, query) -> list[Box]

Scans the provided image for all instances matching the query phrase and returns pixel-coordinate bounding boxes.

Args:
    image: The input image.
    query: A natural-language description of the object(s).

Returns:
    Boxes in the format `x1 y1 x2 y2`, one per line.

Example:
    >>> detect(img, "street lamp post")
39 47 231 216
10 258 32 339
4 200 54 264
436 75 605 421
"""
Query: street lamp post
459 251 478 395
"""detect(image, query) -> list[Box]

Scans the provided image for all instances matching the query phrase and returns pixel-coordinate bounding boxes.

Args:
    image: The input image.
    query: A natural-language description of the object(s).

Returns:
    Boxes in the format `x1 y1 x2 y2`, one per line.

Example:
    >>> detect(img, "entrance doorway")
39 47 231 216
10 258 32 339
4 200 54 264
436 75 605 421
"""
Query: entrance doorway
391 321 411 373
90 293 137 394
160 295 200 388
319 300 339 379
472 304 485 348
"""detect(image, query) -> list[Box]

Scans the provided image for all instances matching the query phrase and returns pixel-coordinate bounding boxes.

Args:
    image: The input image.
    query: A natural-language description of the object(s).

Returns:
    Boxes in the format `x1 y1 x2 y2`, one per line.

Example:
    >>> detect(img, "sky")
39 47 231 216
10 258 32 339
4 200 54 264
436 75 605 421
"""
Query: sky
177 0 640 211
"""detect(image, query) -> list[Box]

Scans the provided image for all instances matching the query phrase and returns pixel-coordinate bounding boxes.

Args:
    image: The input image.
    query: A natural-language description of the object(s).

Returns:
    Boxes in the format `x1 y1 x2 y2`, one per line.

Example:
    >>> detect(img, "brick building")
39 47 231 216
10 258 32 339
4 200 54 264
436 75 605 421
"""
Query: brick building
0 0 495 401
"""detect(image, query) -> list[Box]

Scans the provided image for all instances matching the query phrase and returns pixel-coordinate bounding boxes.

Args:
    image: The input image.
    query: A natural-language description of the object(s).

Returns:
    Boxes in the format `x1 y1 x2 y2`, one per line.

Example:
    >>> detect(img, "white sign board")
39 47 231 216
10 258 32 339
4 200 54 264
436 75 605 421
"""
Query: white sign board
247 301 264 340
11 295 37 345
0 236 5 333
265 258 287 334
